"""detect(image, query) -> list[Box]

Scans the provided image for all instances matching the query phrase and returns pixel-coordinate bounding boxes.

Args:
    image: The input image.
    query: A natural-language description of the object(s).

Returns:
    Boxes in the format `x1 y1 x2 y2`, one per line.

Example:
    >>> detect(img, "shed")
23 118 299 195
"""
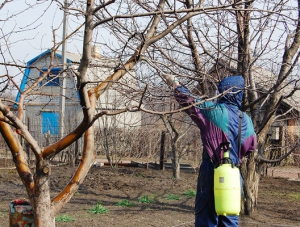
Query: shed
15 47 141 147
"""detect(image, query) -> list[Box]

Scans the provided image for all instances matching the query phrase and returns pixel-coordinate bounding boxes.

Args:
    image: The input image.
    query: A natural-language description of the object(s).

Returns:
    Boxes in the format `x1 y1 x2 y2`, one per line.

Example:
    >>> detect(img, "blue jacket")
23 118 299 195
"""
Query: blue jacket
174 75 257 165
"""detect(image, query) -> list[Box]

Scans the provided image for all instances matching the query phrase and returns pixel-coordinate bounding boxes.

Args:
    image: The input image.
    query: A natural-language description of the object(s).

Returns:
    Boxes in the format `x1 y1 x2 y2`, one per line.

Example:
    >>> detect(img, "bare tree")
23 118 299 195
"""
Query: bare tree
0 0 213 226
1 1 300 225
131 0 300 215
144 1 300 215
161 114 196 179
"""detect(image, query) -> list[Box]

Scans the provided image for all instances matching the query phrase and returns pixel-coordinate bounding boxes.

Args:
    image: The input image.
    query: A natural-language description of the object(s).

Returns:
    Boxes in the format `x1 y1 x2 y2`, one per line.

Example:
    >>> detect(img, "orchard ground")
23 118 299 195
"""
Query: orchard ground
0 161 299 227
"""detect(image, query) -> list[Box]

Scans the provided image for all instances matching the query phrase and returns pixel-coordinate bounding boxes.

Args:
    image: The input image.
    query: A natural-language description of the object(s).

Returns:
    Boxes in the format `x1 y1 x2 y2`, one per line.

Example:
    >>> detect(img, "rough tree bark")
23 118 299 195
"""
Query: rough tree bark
0 0 209 225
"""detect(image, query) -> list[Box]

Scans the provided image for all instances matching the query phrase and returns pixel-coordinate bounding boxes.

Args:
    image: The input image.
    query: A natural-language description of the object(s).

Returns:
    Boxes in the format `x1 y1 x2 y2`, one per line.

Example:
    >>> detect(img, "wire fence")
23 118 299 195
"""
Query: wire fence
1 124 300 180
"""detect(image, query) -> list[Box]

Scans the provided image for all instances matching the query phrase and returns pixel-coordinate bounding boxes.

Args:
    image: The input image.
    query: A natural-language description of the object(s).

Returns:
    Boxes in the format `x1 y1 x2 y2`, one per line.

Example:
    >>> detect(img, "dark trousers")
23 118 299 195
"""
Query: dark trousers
194 158 238 227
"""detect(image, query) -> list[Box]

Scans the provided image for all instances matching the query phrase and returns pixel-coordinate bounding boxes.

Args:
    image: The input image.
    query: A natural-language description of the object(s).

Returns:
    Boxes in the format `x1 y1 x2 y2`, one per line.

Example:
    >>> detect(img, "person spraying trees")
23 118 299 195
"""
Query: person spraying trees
163 74 257 227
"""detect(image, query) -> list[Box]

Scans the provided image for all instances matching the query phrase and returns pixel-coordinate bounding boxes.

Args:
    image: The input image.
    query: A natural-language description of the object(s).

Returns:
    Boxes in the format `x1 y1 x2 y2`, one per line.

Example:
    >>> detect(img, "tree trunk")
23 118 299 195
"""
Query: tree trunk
160 131 166 170
33 194 55 226
241 151 262 215
171 146 180 179
31 166 55 226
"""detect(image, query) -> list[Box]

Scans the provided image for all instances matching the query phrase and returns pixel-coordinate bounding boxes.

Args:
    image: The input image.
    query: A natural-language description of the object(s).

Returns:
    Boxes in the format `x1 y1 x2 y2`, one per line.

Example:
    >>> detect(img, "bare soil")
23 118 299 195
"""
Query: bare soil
0 163 299 227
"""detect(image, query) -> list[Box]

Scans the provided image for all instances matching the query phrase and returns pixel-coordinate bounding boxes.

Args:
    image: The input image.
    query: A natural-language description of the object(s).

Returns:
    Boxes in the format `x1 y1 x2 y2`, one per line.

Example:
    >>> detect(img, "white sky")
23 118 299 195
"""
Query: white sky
1 0 299 87
0 0 84 85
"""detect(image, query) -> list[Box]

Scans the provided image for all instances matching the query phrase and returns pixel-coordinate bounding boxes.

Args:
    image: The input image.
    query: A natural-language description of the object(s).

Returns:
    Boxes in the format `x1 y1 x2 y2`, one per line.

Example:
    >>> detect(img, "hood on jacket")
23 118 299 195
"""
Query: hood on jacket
218 75 244 109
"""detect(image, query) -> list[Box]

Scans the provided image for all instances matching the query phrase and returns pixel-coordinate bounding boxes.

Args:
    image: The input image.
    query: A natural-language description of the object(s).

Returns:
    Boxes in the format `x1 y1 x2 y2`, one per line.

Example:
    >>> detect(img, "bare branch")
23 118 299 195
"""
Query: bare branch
255 142 299 164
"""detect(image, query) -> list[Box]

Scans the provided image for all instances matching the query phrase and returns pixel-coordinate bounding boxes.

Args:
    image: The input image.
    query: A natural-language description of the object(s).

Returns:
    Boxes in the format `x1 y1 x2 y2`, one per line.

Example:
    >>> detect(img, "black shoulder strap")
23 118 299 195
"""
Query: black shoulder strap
238 110 243 160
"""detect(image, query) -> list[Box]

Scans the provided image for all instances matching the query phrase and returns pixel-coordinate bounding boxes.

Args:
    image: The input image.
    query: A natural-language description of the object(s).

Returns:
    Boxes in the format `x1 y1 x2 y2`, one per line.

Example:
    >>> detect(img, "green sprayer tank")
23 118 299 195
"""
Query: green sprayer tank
214 151 241 216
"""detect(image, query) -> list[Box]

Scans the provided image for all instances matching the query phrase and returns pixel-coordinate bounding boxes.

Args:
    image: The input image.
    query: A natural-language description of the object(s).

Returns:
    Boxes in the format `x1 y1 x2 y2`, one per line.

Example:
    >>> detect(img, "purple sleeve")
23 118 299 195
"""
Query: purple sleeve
174 86 197 107
241 135 257 158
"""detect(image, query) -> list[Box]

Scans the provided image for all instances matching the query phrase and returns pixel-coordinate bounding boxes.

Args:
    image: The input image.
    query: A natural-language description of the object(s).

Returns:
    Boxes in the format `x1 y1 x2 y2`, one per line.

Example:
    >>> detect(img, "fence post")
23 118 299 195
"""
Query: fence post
160 131 166 170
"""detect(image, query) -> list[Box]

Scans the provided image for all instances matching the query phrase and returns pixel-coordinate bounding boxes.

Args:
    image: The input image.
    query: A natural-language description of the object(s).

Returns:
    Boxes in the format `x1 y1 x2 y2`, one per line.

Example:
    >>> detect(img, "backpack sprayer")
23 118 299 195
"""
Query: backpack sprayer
214 142 241 216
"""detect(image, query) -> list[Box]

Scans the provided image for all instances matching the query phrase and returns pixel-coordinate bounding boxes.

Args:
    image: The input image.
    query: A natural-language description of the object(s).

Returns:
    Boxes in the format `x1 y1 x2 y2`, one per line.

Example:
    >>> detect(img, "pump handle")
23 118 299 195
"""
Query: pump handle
220 142 231 152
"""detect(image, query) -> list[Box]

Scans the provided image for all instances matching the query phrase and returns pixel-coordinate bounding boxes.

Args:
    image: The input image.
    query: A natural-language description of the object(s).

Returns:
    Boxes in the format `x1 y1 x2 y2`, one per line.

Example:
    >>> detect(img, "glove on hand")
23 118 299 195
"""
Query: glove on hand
163 74 177 86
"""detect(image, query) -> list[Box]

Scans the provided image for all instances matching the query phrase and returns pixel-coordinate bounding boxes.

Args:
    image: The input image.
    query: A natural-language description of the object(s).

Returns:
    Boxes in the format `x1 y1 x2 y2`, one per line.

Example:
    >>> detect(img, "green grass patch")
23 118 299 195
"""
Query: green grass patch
88 203 109 214
288 193 300 200
55 214 75 222
183 189 196 197
116 199 135 207
137 195 153 204
166 194 181 200
136 173 143 178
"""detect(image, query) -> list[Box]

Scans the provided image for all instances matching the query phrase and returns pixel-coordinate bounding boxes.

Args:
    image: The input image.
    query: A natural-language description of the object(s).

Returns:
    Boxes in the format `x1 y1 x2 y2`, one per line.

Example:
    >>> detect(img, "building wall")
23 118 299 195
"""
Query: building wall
24 54 79 107
94 111 142 129
88 59 142 128
21 51 141 140
23 105 82 146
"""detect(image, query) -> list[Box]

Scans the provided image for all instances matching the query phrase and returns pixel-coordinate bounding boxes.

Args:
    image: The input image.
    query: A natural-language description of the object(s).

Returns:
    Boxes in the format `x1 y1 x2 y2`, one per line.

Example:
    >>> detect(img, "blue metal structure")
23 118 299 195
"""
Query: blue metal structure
41 112 59 135
14 49 73 135
15 49 72 105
